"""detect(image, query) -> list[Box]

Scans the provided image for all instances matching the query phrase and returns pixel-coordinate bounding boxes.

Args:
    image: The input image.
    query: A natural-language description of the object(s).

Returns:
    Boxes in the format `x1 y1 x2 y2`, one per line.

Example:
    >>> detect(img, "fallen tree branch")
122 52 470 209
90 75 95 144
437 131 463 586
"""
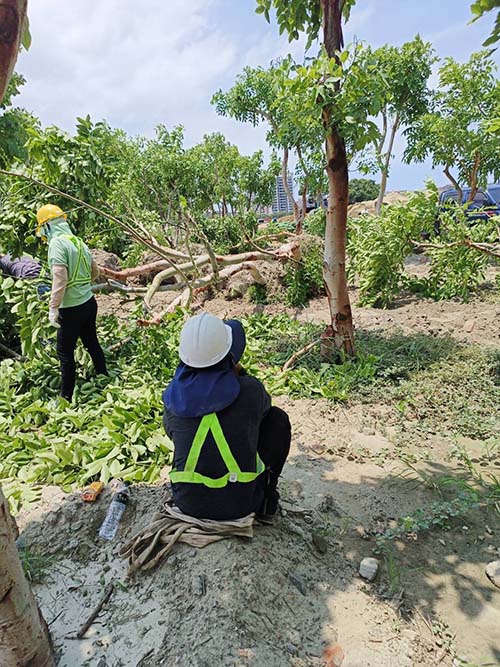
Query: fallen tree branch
139 261 267 325
0 169 191 264
97 260 181 282
92 280 184 295
143 240 300 313
282 339 321 372
412 238 500 259
0 341 24 360
75 583 114 639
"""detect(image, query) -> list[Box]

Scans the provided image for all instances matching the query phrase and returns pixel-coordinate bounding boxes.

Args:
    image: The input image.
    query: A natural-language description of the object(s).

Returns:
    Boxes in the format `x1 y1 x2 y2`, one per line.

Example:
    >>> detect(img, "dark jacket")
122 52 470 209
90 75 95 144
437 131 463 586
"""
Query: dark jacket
163 374 271 520
0 254 41 279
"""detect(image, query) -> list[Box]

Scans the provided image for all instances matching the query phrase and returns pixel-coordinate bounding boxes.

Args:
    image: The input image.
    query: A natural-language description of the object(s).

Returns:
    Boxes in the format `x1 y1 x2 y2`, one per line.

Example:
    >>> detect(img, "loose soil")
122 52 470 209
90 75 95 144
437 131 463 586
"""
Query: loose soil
15 263 500 667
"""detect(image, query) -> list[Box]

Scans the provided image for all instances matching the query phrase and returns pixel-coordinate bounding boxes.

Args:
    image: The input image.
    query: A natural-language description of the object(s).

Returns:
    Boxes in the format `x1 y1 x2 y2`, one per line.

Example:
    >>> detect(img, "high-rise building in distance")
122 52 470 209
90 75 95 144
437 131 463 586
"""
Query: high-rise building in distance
272 172 294 213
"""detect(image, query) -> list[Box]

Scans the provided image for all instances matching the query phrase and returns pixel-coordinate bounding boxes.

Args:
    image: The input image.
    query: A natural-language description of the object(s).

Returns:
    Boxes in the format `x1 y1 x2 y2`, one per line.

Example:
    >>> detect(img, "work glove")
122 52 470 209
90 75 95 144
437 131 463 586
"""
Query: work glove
48 307 60 328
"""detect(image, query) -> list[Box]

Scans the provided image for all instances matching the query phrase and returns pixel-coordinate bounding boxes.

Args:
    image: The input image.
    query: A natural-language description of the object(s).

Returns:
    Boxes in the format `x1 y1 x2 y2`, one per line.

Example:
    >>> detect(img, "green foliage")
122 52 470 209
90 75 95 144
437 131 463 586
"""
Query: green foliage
414 208 499 301
5 277 488 514
0 276 54 358
303 207 326 236
348 178 379 204
255 0 356 48
0 73 37 169
348 187 437 307
248 283 268 304
198 211 258 254
283 236 324 306
470 0 500 46
372 37 436 127
394 346 500 441
287 45 385 156
347 183 498 306
376 491 481 547
405 51 500 189
1 117 278 260
1 116 135 257
369 37 435 199
19 547 55 584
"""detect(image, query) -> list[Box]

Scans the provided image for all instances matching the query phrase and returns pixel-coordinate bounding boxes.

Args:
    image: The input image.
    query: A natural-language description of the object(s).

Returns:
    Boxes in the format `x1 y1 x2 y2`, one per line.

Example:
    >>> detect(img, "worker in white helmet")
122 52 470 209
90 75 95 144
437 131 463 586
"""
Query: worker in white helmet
162 312 291 523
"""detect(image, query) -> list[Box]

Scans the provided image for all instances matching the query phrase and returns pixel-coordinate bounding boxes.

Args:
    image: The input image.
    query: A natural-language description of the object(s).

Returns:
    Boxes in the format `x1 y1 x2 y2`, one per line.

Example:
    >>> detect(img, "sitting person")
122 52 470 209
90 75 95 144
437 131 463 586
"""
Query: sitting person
162 312 291 522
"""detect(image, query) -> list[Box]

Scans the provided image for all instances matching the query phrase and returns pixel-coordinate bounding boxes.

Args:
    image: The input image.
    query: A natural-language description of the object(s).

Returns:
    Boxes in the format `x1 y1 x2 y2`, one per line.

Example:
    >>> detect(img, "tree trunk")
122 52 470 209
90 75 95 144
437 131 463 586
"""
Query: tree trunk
0 487 55 667
282 147 299 222
323 124 354 355
0 9 55 666
320 0 354 355
469 153 480 202
297 184 307 234
375 114 399 215
444 165 462 203
0 0 28 100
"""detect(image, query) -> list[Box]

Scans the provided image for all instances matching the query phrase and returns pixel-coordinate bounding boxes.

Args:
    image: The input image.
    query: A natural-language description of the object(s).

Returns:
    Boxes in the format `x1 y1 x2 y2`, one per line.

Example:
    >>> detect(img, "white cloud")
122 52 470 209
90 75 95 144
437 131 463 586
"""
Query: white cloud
12 0 500 193
16 0 236 135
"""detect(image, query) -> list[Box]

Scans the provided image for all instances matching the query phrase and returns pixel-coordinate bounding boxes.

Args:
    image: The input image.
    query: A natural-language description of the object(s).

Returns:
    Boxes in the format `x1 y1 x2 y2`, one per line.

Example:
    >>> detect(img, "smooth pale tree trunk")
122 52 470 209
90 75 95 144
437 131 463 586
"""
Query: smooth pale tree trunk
375 114 399 215
0 487 55 667
320 0 354 355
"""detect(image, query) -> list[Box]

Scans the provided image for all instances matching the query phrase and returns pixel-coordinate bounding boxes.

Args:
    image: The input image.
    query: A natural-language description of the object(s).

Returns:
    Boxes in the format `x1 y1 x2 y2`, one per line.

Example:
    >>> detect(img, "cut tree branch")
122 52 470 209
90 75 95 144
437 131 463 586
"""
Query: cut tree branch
412 239 500 259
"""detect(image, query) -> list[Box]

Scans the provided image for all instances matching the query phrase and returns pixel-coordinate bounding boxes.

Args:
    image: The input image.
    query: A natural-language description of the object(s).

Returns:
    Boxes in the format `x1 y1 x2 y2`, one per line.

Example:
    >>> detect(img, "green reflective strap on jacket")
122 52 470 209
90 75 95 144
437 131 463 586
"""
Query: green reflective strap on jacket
169 412 266 486
63 235 91 288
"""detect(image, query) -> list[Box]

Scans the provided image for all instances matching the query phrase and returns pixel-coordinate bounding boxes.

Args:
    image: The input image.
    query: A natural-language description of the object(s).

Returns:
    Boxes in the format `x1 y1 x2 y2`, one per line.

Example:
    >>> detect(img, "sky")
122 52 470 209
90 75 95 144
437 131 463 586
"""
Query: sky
13 0 500 193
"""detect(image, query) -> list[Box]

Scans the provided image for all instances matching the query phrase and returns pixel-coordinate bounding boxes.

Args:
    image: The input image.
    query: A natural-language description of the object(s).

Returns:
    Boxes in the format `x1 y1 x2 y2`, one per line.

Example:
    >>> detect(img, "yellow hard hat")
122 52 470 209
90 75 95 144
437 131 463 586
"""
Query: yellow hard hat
36 204 66 234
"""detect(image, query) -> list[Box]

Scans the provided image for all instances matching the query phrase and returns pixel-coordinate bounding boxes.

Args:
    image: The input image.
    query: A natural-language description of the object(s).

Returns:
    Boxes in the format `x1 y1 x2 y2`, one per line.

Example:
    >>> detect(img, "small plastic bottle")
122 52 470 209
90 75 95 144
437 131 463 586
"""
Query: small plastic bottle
98 481 130 540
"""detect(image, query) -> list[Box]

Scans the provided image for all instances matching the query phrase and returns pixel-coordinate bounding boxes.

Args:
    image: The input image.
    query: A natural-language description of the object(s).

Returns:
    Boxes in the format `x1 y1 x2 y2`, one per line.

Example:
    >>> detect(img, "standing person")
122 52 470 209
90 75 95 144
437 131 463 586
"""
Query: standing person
36 204 108 401
163 312 291 523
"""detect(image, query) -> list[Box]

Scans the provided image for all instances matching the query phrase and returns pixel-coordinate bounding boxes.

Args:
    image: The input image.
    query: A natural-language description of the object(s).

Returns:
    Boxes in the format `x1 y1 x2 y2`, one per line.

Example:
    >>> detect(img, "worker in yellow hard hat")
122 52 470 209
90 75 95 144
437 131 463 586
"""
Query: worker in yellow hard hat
36 204 108 401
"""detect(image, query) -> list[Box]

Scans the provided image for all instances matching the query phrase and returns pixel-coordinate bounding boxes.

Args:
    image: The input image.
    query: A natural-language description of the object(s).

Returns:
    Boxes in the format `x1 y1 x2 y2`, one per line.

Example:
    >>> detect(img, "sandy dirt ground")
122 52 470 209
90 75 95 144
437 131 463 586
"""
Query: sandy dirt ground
15 261 500 667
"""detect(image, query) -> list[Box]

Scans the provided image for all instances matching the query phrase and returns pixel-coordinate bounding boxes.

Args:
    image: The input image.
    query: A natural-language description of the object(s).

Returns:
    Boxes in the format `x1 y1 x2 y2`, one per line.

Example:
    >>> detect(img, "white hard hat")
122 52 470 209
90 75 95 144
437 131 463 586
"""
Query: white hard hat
179 312 233 368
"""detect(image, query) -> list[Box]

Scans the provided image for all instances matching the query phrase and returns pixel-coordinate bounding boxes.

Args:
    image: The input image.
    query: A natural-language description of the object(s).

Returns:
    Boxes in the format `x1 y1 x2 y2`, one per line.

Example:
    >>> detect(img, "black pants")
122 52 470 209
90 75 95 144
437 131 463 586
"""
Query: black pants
255 406 291 513
56 296 107 400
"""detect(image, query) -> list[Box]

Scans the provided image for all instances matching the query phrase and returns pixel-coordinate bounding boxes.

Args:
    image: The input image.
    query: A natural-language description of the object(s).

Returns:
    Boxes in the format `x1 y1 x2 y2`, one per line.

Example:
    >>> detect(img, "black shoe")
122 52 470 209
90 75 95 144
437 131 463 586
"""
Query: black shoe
255 492 280 525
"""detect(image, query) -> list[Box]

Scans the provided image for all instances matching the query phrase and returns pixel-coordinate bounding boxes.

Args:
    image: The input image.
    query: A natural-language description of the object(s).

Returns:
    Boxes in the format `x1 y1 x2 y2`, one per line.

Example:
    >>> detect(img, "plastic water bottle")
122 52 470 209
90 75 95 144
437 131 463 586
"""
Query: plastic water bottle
98 481 129 540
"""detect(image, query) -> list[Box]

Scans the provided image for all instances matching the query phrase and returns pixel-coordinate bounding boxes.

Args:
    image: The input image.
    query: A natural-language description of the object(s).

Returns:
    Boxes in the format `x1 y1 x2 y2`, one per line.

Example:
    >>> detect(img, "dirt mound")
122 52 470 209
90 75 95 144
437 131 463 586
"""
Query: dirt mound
92 249 122 283
348 191 411 218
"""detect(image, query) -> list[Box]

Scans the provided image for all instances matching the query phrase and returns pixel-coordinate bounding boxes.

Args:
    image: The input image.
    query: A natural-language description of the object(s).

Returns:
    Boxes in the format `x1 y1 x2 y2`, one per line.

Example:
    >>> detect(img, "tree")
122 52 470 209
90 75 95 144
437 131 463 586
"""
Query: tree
372 37 435 214
348 178 379 204
255 0 383 354
0 3 55 664
470 0 500 46
213 60 310 228
1 116 137 256
404 51 500 201
0 488 55 667
0 72 37 168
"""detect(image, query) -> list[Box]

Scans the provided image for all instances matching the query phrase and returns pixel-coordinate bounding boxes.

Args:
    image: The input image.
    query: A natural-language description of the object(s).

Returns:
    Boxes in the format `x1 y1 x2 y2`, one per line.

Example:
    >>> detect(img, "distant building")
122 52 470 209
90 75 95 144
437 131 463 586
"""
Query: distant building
272 173 294 213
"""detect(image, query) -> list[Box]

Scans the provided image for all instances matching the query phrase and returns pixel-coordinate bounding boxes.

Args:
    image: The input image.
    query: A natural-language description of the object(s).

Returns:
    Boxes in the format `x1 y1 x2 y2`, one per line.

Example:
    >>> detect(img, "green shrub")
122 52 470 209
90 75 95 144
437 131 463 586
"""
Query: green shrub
248 283 268 304
348 187 437 307
197 212 258 254
303 207 326 236
284 235 324 306
349 178 379 204
413 209 498 301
